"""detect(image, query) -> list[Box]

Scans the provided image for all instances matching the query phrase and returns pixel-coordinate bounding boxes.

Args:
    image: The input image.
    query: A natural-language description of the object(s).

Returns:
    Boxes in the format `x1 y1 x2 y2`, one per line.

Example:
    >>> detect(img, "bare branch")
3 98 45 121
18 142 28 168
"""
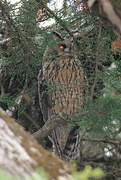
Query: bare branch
88 0 121 36
81 137 121 146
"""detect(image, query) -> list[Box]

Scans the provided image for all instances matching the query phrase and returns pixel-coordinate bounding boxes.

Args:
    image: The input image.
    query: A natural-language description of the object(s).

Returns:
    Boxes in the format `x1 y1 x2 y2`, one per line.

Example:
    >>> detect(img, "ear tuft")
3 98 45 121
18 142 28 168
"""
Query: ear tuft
52 31 64 40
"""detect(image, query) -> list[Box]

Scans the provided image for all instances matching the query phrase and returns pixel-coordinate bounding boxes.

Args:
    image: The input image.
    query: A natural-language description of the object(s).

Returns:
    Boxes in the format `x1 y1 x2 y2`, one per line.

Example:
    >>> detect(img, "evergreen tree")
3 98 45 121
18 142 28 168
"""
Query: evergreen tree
0 0 121 179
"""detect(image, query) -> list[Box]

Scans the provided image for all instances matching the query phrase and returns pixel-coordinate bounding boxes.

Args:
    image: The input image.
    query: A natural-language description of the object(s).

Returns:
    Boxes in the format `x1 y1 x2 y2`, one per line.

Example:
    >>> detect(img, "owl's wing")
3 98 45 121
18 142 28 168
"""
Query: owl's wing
38 45 54 122
51 124 81 161
51 123 72 157
38 64 64 149
62 126 81 161
38 67 49 122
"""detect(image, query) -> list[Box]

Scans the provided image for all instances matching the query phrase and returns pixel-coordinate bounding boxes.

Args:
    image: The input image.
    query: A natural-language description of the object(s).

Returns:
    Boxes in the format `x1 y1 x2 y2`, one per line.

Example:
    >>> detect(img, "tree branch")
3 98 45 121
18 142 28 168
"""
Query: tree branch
81 137 121 146
33 114 64 142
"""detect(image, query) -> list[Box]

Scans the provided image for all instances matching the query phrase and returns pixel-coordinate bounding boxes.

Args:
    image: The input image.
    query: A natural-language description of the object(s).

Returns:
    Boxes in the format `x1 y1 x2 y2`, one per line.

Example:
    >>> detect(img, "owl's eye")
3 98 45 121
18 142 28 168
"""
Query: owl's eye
59 44 66 50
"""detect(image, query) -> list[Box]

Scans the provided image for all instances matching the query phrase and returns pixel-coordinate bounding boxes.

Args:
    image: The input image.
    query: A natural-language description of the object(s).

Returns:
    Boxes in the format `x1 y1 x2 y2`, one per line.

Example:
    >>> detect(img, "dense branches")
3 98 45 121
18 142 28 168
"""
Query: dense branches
0 0 121 179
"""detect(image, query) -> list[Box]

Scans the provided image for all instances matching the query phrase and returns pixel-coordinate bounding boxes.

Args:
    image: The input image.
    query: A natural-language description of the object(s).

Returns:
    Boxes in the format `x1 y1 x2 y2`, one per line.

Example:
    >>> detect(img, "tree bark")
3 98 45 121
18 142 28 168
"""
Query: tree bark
0 108 71 180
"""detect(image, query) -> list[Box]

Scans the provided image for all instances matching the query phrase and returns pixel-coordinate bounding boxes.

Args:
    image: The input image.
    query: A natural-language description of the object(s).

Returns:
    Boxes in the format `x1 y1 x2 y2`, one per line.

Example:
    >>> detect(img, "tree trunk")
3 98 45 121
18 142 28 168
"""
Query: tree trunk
0 108 71 180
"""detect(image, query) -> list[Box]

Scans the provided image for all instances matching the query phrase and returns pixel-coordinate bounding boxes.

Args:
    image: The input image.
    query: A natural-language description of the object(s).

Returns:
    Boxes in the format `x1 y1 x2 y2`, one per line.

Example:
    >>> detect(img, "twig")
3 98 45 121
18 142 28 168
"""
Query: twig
90 24 102 100
81 137 121 146
36 0 74 37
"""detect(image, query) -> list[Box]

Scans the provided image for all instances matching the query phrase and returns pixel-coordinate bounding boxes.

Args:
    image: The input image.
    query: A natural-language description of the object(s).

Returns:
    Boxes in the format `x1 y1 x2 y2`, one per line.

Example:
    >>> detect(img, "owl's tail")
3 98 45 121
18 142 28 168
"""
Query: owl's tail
51 125 81 162
62 126 81 161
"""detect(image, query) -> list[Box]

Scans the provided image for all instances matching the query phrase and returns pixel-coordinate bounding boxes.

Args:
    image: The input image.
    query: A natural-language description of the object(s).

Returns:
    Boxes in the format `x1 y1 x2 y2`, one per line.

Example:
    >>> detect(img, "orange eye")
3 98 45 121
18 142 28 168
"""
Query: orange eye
59 45 64 49
59 44 66 50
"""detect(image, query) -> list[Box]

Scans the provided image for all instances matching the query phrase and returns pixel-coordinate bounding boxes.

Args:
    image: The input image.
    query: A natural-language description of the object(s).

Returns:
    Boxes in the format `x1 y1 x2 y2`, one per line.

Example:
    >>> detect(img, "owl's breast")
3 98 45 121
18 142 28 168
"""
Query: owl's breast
43 57 85 115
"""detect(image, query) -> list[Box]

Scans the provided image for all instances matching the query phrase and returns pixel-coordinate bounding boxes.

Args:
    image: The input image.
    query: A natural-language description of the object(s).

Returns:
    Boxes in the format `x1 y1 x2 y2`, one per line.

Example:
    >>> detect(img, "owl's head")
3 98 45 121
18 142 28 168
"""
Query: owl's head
49 31 75 57
43 30 82 63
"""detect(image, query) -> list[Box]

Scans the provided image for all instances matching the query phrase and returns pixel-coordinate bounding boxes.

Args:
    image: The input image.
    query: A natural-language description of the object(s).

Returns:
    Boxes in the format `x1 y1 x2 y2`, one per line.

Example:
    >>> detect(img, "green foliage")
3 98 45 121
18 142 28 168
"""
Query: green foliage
69 94 121 138
0 166 104 180
0 168 48 180
72 165 105 180
1 0 45 97
31 168 48 180
0 0 121 178
0 170 13 180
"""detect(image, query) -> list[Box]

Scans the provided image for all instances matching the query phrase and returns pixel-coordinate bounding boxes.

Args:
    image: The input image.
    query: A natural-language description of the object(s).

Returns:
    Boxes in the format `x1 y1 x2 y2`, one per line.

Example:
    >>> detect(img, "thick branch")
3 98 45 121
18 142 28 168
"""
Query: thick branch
33 115 64 142
33 110 92 142
88 0 121 36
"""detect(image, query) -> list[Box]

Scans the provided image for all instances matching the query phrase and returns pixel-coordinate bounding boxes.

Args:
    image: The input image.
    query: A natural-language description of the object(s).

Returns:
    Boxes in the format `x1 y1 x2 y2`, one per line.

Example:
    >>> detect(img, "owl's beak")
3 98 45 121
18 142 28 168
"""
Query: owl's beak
64 47 70 53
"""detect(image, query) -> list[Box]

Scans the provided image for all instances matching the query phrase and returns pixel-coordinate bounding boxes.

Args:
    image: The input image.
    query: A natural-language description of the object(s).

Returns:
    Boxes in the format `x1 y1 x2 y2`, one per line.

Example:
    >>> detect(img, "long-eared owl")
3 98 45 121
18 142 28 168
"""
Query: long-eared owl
38 31 86 161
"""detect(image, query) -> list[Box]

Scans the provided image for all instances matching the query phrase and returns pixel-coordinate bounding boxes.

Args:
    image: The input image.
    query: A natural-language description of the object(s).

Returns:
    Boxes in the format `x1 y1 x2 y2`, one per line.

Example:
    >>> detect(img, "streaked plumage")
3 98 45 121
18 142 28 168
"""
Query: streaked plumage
38 32 86 161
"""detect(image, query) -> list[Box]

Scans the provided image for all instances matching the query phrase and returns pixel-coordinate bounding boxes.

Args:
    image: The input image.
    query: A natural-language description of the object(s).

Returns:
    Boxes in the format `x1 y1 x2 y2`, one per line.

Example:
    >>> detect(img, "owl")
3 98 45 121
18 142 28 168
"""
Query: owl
38 31 86 161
